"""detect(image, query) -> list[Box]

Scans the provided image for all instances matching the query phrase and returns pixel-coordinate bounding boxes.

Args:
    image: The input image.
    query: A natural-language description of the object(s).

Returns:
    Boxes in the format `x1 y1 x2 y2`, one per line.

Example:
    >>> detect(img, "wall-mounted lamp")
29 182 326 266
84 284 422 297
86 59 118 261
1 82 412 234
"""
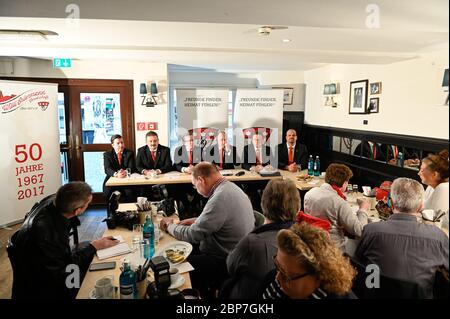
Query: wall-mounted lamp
442 69 448 105
140 82 158 107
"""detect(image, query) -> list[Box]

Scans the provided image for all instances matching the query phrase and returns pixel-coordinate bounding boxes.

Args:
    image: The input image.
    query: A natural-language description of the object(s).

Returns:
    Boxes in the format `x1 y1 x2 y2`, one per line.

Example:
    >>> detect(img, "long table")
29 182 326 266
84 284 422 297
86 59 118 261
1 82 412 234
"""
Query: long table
106 168 324 191
76 207 191 299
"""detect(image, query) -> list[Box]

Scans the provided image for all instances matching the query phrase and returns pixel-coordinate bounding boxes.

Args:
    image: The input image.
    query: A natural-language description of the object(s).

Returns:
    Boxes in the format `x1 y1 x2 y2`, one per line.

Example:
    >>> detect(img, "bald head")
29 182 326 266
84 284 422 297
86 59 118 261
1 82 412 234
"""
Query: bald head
192 162 223 197
192 162 221 179
286 129 297 145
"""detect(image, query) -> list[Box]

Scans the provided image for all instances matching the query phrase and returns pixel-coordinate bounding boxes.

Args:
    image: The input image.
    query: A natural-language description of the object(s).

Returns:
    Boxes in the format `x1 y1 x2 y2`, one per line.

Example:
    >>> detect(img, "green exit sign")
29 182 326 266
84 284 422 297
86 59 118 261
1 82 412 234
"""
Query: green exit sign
53 58 72 68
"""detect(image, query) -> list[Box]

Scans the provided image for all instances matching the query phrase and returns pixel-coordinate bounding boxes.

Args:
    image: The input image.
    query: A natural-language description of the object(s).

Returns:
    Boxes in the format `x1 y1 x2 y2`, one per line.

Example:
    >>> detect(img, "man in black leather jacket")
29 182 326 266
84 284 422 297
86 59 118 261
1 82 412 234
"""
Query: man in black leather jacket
9 182 118 299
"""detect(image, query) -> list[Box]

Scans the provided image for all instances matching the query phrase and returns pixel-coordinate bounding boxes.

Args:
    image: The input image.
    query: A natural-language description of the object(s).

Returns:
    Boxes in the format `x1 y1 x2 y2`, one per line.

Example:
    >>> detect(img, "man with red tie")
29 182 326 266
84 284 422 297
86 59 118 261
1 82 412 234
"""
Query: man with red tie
242 133 273 172
136 131 173 176
103 134 136 202
203 131 239 169
276 129 309 172
174 133 202 174
173 133 204 218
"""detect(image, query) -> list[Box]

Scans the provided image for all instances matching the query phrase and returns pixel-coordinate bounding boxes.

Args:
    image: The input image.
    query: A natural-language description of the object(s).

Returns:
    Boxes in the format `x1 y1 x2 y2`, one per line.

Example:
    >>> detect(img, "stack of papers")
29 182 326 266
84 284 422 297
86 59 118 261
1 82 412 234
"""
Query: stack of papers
96 235 131 260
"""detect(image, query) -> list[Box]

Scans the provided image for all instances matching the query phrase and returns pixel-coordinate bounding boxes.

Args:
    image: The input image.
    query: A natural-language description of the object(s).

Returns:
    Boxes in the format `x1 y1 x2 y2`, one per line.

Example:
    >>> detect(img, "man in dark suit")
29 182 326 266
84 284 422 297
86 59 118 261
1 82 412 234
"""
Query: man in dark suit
173 133 203 218
277 129 309 172
241 133 274 212
203 130 240 169
136 131 173 176
174 133 203 174
103 134 136 202
242 133 273 172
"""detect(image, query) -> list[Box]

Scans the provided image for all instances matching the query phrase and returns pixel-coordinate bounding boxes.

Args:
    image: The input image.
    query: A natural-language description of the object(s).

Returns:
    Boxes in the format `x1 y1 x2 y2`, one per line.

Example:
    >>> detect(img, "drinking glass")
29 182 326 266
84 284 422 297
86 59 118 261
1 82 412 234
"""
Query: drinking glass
153 222 160 245
353 184 359 195
132 224 143 246
296 164 302 172
346 184 353 194
126 168 131 178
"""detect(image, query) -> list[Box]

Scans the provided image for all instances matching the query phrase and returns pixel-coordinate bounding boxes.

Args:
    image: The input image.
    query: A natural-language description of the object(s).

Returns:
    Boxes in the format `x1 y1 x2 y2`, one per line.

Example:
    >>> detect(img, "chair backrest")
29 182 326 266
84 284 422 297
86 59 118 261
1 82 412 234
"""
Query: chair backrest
253 210 265 228
348 256 428 299
433 266 449 299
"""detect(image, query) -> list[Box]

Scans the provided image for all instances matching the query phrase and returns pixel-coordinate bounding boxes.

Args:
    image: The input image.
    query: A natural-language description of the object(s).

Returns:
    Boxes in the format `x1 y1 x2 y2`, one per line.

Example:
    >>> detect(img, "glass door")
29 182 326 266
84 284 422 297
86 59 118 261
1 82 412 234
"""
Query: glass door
67 80 134 204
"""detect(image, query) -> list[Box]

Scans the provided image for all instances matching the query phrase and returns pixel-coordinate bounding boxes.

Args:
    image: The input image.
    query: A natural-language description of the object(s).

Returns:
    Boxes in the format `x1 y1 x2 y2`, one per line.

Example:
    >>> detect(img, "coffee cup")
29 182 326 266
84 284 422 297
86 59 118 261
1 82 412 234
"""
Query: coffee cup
95 276 114 299
362 186 372 196
169 267 180 284
422 209 435 221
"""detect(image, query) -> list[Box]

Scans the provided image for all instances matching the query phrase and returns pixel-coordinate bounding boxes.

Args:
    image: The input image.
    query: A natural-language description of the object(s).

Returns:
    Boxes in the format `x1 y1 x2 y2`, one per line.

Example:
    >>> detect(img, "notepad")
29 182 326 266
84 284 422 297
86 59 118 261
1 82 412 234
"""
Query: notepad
96 236 131 260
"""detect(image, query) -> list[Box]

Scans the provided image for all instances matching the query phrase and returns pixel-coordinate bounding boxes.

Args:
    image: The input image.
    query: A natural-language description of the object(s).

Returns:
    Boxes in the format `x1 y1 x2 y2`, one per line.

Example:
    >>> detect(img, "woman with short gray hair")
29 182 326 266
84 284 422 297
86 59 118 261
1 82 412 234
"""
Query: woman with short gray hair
225 179 298 298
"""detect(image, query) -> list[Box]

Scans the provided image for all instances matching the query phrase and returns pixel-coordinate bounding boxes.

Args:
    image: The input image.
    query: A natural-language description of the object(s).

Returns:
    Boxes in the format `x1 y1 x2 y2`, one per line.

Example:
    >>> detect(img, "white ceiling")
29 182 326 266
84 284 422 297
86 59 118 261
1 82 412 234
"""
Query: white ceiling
0 0 448 72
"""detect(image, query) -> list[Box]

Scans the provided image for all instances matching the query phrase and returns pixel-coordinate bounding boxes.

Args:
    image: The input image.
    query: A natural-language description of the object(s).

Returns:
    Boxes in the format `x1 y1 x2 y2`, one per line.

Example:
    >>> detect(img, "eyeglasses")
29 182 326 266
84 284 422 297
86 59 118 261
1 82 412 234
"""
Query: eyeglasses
272 255 310 284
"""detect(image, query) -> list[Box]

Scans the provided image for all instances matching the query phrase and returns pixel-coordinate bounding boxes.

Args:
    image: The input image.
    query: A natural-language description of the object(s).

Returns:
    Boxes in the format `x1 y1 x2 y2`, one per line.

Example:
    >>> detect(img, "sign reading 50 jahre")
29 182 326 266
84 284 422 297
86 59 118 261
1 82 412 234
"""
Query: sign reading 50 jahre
0 80 61 226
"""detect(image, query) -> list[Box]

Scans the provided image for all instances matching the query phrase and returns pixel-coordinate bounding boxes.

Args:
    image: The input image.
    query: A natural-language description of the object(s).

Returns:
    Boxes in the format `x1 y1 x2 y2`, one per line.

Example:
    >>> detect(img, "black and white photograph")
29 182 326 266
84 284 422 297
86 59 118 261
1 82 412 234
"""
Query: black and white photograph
349 80 369 114
368 97 379 113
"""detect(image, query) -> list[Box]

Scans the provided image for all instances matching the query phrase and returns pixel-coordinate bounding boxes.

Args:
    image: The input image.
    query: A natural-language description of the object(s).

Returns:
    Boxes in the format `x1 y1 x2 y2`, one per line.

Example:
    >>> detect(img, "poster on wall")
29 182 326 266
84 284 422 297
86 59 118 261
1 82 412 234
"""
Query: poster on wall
176 89 229 148
233 89 284 154
0 80 61 226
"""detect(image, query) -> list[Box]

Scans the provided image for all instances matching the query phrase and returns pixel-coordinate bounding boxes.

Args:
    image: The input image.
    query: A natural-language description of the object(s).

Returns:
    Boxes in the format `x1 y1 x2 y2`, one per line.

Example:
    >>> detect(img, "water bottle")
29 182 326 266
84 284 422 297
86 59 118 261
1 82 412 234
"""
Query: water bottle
314 156 320 176
307 155 314 176
120 259 137 299
397 152 404 167
142 214 155 259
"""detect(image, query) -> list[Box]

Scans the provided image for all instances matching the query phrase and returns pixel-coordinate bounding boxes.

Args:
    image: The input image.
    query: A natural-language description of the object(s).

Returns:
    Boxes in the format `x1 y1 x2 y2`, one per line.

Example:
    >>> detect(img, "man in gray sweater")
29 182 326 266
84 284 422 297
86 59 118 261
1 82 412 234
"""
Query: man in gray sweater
160 162 254 298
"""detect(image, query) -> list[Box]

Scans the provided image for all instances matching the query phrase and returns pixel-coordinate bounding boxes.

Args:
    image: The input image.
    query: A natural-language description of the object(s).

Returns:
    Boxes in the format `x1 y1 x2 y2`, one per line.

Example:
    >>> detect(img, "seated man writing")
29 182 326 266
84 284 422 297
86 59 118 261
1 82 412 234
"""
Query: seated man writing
9 182 118 299
160 162 254 298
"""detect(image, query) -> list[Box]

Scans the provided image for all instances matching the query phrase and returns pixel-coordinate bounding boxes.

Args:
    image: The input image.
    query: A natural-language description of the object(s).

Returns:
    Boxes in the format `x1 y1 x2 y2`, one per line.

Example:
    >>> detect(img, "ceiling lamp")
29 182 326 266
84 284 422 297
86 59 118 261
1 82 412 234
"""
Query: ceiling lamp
0 29 58 41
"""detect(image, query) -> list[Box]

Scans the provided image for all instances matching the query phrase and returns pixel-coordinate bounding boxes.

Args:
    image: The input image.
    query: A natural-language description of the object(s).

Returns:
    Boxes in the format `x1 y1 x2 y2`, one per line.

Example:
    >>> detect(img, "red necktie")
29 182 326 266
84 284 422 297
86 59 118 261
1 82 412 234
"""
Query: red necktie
189 150 193 165
219 148 224 169
372 144 377 160
117 152 122 165
288 146 294 164
151 151 156 163
392 146 398 160
256 148 261 165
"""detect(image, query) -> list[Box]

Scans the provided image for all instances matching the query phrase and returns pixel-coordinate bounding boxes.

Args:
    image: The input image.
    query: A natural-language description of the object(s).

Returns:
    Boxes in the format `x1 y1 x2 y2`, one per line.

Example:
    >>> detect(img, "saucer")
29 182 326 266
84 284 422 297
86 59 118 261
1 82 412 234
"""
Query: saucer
89 289 98 299
89 287 117 299
169 276 185 289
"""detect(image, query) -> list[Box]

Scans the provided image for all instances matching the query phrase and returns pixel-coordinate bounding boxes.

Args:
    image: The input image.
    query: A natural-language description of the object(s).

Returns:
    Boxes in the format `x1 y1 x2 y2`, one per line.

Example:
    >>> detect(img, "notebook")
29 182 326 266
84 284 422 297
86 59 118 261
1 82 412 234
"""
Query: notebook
96 235 131 260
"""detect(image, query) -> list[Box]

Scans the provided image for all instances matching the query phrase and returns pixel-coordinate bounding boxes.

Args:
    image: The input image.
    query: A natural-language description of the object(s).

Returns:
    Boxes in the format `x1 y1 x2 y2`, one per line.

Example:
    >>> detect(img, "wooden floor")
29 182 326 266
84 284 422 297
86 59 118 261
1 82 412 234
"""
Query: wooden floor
0 207 107 299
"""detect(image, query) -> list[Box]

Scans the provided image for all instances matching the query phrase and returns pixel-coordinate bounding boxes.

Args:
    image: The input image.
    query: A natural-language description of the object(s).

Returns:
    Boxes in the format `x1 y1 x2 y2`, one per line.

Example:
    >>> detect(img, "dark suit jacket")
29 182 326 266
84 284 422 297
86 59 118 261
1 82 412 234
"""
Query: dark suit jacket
242 144 273 171
203 144 240 169
276 143 309 170
136 144 173 174
173 146 203 172
10 195 96 299
103 148 136 182
354 141 383 160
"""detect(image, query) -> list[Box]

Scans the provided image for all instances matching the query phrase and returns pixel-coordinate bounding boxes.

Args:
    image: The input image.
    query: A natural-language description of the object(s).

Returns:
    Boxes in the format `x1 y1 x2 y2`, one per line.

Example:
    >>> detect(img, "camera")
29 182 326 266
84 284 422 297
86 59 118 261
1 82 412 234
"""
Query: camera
151 185 176 215
146 256 182 299
104 191 139 230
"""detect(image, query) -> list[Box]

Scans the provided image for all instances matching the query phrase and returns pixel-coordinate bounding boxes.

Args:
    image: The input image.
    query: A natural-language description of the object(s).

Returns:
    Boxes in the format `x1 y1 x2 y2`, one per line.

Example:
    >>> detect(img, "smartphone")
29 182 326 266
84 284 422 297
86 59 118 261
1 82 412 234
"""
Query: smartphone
89 261 116 271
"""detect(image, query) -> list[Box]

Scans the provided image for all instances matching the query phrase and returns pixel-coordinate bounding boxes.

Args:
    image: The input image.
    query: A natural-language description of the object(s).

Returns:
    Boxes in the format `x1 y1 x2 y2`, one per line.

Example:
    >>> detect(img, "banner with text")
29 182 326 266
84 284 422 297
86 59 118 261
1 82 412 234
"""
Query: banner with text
176 89 229 146
234 89 284 153
0 80 61 226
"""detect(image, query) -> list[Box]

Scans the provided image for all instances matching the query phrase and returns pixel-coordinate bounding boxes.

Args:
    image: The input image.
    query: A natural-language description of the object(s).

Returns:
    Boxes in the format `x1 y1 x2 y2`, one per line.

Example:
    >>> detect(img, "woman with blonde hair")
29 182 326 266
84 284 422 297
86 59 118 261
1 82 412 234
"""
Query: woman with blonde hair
418 149 449 228
262 222 357 299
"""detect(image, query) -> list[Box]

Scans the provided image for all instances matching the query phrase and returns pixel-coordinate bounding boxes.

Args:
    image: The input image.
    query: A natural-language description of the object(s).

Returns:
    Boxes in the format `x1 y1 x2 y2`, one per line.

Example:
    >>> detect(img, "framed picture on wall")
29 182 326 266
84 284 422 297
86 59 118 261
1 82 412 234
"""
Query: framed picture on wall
370 82 382 94
368 97 379 113
349 79 368 114
283 88 294 105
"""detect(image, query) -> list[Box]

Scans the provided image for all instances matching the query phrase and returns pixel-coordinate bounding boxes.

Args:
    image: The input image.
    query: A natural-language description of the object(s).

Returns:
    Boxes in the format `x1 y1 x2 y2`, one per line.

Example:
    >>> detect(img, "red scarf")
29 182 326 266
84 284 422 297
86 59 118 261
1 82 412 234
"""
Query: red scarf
331 184 347 200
